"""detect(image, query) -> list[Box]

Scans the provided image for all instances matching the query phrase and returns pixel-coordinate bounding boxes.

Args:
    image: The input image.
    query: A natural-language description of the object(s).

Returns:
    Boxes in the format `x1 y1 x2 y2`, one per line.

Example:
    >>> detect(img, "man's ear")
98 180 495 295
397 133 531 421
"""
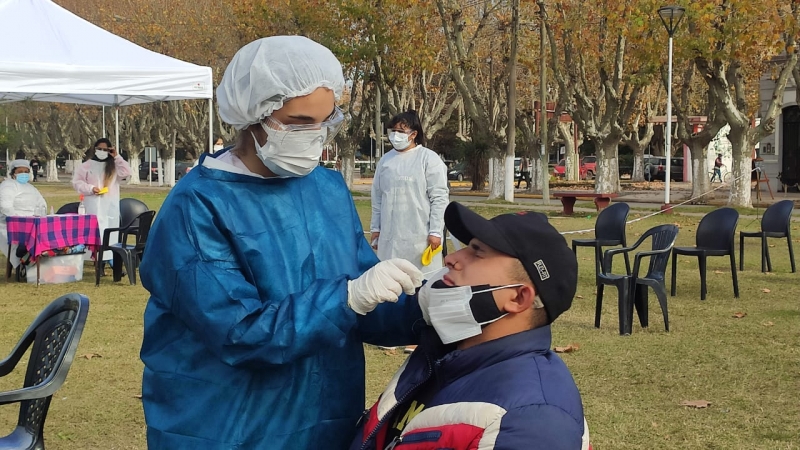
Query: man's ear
500 285 536 314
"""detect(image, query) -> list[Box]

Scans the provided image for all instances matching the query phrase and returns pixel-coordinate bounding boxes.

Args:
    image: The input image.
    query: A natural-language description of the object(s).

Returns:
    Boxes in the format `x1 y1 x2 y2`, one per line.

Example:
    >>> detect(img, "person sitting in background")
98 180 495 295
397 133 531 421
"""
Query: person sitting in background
351 202 590 450
0 159 48 280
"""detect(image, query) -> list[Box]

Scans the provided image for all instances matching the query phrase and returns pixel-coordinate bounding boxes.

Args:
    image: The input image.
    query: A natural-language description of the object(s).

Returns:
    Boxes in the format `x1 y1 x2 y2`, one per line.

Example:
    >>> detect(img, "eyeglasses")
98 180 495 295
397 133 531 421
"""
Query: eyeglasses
263 107 346 146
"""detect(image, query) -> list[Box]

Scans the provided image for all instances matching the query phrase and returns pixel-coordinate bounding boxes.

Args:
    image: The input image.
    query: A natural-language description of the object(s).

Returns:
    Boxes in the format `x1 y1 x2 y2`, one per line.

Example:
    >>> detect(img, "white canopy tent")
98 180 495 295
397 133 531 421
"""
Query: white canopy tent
0 0 214 181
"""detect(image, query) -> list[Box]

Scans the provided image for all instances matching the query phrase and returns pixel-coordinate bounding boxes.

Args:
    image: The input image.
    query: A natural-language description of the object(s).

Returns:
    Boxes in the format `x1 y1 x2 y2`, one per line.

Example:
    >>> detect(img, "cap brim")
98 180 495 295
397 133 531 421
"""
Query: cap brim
444 203 516 257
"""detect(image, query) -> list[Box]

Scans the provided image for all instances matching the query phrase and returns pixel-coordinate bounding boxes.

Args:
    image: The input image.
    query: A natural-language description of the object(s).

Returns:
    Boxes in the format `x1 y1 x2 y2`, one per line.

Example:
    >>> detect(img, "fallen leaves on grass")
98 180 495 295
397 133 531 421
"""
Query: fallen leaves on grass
714 270 724 274
383 348 398 356
681 400 711 409
575 295 584 299
133 394 142 399
763 321 775 327
762 288 771 293
732 312 747 319
554 343 580 353
82 353 102 360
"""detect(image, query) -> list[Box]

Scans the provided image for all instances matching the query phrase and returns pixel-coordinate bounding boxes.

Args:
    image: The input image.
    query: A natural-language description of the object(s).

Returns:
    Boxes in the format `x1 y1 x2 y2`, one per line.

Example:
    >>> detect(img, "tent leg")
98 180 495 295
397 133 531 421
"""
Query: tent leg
115 107 119 151
208 98 213 157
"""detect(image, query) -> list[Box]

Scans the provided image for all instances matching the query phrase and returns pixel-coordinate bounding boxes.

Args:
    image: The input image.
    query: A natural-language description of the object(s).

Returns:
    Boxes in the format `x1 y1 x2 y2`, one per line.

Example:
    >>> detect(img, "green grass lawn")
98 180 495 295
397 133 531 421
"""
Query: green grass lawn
0 184 798 449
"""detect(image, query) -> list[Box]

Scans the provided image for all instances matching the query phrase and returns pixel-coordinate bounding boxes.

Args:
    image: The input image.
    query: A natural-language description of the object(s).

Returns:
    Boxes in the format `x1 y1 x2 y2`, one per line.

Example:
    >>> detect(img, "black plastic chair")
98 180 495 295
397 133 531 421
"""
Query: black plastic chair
671 208 740 300
0 293 89 450
572 202 631 276
119 198 150 244
596 225 678 335
55 202 79 215
95 210 155 286
739 200 796 273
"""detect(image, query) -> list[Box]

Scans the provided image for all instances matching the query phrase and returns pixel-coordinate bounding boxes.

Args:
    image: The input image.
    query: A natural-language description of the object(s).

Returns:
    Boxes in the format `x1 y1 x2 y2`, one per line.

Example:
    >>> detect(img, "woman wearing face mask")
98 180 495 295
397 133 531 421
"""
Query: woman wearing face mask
0 159 47 278
138 36 424 450
370 110 450 271
71 138 133 264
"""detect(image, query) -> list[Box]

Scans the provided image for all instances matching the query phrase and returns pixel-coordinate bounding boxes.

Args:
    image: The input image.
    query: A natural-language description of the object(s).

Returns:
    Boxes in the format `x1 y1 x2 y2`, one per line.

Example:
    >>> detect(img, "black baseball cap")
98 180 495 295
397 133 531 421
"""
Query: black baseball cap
444 202 578 324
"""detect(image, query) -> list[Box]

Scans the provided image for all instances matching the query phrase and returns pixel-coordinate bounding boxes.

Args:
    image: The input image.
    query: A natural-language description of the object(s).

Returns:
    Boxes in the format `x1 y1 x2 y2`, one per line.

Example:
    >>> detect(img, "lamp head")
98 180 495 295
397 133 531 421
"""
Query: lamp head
658 5 685 36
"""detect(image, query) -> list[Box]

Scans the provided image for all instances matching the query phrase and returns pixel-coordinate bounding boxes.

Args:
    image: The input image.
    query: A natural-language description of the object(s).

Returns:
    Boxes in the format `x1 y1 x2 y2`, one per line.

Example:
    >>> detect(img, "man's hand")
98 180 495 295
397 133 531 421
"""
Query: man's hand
370 232 380 249
427 235 442 251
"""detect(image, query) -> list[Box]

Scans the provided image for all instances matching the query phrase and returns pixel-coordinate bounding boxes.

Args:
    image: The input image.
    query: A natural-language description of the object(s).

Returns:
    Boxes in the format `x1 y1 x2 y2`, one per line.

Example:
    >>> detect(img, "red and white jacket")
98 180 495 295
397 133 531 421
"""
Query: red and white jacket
350 326 591 450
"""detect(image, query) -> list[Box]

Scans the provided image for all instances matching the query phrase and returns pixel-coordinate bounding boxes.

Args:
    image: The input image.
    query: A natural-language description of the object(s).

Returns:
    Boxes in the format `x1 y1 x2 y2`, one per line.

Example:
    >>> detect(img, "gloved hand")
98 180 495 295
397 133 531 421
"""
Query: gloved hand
416 267 450 324
348 259 424 315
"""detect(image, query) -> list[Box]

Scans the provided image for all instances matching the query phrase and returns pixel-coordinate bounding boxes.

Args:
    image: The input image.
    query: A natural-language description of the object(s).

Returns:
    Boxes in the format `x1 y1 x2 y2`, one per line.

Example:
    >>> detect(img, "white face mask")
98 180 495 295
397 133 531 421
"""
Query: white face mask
388 131 413 150
213 144 224 152
426 283 522 344
250 123 325 178
95 150 109 160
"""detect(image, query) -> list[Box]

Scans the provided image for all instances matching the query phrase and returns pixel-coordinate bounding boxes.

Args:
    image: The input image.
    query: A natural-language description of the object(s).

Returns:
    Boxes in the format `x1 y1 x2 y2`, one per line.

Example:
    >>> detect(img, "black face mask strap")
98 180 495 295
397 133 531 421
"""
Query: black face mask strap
468 285 506 324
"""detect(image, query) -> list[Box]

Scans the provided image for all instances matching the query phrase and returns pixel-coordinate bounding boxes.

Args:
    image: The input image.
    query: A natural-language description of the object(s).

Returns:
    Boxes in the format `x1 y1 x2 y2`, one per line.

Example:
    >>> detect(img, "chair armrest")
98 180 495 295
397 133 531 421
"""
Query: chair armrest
101 227 126 247
0 374 67 405
631 247 672 279
0 336 34 377
602 247 635 274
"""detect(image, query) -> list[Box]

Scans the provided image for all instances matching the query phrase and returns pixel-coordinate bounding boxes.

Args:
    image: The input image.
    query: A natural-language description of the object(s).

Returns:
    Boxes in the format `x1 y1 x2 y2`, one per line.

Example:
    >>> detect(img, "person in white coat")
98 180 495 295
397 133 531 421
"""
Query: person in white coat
71 138 132 264
0 159 47 273
370 110 449 271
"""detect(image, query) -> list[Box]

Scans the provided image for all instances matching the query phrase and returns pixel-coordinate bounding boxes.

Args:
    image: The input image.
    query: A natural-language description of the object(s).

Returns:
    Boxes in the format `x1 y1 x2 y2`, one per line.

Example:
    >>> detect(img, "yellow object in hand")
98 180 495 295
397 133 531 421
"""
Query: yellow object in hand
421 244 443 266
97 187 109 195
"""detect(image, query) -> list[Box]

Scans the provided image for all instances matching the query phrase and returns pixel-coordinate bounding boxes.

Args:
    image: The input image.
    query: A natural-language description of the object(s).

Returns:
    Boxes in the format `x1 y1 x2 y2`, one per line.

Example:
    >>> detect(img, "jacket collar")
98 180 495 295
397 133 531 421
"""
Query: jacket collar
432 326 553 385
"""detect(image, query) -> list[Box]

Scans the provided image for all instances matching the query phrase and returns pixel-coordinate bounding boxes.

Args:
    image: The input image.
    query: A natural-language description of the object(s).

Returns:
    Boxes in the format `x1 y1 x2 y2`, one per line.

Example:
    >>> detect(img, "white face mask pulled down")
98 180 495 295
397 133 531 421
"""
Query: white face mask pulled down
250 123 326 178
419 268 522 344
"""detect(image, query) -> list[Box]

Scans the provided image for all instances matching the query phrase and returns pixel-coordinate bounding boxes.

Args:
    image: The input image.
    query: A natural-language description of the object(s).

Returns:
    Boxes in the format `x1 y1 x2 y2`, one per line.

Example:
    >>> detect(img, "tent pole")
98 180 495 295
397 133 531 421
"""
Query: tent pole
115 107 119 151
208 98 213 158
102 106 106 137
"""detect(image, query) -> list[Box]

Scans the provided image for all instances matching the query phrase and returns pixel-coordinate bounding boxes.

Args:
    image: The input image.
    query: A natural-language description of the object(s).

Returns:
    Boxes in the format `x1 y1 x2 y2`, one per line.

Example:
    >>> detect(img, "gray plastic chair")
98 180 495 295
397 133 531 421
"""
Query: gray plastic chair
0 294 89 450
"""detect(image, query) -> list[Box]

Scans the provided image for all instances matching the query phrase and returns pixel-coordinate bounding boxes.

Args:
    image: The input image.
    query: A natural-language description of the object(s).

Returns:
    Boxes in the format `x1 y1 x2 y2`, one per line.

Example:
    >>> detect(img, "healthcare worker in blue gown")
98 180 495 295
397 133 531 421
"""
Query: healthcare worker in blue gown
139 36 425 450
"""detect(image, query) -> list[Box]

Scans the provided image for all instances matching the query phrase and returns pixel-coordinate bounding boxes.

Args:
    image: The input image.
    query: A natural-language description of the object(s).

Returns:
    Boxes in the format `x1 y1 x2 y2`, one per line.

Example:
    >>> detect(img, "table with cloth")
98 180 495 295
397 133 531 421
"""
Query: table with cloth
5 214 101 283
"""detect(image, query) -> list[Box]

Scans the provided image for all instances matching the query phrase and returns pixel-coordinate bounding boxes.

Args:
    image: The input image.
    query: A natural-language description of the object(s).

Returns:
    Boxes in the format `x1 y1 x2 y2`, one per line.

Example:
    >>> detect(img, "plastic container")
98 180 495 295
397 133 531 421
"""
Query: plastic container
78 195 86 215
26 254 85 284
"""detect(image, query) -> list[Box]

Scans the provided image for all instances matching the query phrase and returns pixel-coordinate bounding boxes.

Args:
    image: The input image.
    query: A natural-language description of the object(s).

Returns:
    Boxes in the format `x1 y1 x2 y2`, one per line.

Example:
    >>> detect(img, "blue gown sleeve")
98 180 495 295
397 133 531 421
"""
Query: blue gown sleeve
142 190 359 368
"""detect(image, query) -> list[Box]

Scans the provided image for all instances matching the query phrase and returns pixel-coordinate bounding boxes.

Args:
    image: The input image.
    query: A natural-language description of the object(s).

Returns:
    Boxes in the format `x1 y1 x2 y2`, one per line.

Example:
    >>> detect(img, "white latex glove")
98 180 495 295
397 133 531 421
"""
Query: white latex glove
348 259 424 315
416 268 450 324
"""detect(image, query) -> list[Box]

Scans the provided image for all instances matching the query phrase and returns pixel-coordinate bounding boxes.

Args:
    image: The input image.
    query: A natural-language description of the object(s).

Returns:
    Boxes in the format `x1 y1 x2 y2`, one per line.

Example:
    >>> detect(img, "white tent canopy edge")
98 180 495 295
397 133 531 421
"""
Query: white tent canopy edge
0 0 214 183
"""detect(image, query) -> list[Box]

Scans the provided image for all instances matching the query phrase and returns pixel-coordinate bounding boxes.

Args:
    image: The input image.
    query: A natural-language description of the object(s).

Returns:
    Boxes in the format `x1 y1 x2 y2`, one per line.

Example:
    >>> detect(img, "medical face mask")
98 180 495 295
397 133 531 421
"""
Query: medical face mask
15 173 30 184
388 131 413 150
94 150 109 160
426 281 523 344
251 107 345 178
213 144 224 152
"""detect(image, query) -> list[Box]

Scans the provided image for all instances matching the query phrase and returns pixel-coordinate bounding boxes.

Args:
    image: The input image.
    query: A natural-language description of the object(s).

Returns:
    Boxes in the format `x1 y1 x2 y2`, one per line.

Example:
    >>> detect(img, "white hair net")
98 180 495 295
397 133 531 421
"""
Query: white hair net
217 36 346 130
10 159 30 171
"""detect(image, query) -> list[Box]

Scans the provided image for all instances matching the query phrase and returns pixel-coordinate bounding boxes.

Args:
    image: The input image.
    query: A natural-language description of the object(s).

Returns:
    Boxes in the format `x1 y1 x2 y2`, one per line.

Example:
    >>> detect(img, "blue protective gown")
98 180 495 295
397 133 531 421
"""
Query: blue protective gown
140 152 422 450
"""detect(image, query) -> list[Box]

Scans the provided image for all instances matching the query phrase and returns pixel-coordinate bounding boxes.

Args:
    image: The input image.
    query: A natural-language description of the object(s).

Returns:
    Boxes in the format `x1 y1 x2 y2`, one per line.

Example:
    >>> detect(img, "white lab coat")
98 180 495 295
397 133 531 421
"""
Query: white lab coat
0 179 47 267
71 156 132 260
370 145 449 271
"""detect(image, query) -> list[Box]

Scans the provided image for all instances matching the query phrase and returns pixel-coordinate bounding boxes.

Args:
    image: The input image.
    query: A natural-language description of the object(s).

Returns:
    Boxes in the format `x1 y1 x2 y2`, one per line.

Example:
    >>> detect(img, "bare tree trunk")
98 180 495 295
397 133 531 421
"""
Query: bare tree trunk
688 140 713 203
46 158 59 182
558 122 579 181
595 140 621 193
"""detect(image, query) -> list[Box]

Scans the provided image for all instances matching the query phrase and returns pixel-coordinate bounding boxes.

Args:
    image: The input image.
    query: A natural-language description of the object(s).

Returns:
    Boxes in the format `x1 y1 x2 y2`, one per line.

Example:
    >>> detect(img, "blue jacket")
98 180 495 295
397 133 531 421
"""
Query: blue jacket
351 326 589 450
140 156 422 449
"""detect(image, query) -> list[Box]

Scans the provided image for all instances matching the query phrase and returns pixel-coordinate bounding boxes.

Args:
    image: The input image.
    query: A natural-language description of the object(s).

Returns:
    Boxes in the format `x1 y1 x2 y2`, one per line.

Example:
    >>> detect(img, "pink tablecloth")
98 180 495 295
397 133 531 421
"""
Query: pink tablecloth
6 215 101 260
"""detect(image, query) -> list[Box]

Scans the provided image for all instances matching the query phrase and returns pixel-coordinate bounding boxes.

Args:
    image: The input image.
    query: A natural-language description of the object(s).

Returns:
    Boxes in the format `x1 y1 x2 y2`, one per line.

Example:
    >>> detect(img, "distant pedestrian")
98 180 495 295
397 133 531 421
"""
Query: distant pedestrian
30 158 40 182
517 157 531 189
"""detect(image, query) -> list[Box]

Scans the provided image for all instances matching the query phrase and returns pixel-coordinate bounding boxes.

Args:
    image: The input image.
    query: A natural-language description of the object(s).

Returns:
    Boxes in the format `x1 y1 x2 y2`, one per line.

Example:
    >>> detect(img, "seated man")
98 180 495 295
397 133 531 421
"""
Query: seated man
351 202 590 450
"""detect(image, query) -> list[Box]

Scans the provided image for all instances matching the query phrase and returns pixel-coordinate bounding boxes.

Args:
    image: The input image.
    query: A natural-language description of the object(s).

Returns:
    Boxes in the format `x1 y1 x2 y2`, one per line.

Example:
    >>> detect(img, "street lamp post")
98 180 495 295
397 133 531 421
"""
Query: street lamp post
658 5 685 211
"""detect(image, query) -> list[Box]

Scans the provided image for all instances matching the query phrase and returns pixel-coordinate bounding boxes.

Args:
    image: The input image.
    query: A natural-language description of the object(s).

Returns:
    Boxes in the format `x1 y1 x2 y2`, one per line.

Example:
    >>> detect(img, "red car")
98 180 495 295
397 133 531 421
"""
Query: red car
553 158 591 179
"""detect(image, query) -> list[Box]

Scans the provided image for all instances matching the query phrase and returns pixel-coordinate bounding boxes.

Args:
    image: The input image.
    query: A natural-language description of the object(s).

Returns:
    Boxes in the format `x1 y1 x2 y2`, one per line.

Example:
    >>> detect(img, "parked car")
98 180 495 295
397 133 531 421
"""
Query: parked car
644 155 684 182
581 156 596 179
447 162 468 181
139 161 194 181
553 158 589 179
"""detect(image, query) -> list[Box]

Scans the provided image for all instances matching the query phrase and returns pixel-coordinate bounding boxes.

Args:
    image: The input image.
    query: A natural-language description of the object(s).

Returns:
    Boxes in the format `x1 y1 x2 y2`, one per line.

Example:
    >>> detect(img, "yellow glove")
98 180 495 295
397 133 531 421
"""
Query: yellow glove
421 244 443 266
97 187 109 195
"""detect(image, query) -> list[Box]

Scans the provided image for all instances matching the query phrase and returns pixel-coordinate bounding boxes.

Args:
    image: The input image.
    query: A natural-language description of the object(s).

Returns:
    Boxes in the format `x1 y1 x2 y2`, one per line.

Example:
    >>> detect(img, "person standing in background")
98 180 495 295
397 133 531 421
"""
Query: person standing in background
30 157 40 182
71 138 132 269
370 110 449 272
